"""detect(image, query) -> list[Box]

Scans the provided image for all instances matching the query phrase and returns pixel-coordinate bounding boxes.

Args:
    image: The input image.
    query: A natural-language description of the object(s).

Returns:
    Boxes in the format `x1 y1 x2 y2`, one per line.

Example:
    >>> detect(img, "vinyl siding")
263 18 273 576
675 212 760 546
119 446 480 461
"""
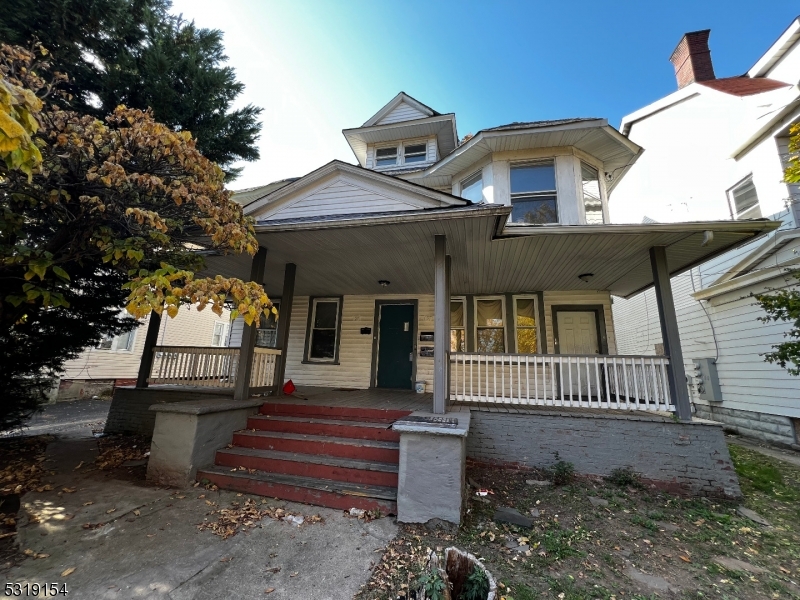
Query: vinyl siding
613 264 800 418
61 306 231 380
377 102 428 125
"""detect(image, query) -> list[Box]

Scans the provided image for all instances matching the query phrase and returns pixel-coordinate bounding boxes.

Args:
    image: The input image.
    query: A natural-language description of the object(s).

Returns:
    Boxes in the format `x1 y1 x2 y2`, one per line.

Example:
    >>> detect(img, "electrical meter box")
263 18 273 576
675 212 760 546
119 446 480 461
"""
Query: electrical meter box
692 358 722 402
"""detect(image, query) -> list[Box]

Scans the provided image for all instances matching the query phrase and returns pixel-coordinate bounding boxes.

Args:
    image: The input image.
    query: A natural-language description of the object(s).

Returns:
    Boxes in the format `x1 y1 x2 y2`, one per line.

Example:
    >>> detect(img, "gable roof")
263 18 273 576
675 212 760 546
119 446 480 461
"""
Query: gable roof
362 92 440 127
748 16 800 78
231 179 298 207
243 160 468 218
698 76 791 96
484 117 602 132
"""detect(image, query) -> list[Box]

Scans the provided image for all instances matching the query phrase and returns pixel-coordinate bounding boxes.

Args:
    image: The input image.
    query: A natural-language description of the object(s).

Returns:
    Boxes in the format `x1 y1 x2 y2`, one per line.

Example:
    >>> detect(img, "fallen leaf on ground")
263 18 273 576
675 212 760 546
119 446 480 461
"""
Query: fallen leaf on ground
265 589 275 595
61 567 76 577
74 461 84 470
290 572 298 578
133 510 140 516
106 508 116 514
62 487 76 493
83 502 93 506
679 555 691 563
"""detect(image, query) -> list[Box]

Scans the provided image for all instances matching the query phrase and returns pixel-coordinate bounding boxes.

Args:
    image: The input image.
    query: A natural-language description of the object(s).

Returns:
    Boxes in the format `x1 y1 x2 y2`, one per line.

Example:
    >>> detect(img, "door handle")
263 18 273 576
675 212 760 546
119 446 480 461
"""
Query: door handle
409 353 413 362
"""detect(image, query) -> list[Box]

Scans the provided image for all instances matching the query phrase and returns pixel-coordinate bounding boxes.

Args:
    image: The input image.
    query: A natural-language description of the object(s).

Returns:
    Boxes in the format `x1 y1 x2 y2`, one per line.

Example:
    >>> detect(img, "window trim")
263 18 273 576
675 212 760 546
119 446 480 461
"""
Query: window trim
579 160 605 225
450 297 467 352
373 139 431 169
512 294 541 354
726 174 761 220
303 296 344 364
509 160 559 224
256 300 280 348
97 329 136 352
474 295 507 353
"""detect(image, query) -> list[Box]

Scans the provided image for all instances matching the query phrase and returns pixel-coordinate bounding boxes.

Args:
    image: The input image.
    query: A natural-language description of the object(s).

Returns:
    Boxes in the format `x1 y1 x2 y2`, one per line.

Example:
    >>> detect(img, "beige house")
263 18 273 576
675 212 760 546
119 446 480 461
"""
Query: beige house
105 93 776 522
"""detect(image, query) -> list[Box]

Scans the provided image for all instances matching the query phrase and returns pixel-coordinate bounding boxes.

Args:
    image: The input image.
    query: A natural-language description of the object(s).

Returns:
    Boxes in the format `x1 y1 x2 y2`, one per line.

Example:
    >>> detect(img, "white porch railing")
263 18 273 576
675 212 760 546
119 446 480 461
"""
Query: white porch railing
149 346 281 389
450 353 673 412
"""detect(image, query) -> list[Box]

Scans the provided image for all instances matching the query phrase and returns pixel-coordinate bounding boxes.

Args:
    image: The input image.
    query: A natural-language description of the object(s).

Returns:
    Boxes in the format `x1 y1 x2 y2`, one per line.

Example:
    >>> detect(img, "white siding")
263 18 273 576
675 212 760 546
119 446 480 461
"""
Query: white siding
377 102 428 125
61 306 232 380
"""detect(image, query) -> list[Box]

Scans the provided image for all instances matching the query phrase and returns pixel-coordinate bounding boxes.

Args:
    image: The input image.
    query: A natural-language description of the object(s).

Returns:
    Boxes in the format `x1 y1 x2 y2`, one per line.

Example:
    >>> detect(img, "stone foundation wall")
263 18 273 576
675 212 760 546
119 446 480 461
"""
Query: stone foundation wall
466 410 741 498
105 387 234 437
693 403 798 449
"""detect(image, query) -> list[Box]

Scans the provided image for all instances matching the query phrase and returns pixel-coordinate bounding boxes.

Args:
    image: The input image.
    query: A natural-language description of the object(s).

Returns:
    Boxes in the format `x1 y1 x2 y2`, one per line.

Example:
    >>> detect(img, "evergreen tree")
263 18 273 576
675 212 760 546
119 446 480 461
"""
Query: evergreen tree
0 0 261 178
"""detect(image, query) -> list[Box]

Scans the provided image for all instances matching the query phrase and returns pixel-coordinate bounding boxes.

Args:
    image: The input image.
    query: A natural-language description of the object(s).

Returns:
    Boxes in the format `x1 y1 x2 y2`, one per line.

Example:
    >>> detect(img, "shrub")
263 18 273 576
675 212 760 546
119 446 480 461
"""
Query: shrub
605 467 643 488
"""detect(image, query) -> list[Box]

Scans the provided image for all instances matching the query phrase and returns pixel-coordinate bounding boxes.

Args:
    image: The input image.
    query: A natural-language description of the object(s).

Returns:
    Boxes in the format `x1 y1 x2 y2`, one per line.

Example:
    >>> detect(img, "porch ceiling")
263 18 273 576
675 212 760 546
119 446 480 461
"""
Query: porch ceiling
199 206 779 298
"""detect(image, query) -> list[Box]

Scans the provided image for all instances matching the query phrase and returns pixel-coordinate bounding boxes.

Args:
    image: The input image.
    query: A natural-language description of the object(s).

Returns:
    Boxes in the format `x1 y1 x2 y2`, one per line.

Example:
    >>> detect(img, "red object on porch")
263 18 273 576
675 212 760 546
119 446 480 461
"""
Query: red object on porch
282 380 296 395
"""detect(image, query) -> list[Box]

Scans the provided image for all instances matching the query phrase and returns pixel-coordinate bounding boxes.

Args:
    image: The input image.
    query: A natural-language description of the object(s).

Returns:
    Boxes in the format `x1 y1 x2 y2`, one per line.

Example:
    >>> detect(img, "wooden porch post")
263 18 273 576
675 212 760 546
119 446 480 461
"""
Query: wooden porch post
649 246 692 420
433 235 448 414
272 263 296 396
135 310 162 388
445 254 451 397
234 247 268 401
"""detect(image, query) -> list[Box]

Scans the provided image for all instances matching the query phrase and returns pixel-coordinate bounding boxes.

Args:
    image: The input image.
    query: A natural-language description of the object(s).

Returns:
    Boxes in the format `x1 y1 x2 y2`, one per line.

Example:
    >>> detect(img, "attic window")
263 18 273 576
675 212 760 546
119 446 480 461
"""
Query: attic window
376 147 398 167
728 176 761 220
404 143 427 164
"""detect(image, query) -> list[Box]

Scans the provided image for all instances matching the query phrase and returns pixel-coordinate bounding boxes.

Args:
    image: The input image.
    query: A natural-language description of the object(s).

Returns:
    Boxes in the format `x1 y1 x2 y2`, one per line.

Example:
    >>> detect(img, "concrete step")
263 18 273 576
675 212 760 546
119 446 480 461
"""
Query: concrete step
232 430 400 463
246 415 400 442
197 466 397 514
260 402 411 423
215 447 399 487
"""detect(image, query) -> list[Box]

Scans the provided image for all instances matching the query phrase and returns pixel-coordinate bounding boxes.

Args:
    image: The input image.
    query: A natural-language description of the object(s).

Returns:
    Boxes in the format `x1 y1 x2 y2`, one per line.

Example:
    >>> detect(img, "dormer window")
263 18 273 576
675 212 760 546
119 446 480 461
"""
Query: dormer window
510 161 558 224
376 147 398 167
404 144 427 164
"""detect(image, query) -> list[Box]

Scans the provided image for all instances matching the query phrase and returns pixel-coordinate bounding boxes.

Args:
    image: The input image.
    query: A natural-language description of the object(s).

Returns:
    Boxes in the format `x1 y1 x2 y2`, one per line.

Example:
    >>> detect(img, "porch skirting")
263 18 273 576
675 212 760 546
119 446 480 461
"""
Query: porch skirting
466 409 741 498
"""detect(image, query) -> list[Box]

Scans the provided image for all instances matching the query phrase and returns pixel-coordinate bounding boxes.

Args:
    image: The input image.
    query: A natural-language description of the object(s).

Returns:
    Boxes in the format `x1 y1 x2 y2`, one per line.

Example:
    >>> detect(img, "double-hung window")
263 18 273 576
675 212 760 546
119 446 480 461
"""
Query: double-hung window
728 176 761 220
460 171 483 203
98 330 135 351
514 296 539 353
256 302 280 348
510 161 558 224
475 297 505 352
581 162 604 224
211 322 229 347
450 299 466 352
375 147 398 167
404 143 427 164
306 298 341 362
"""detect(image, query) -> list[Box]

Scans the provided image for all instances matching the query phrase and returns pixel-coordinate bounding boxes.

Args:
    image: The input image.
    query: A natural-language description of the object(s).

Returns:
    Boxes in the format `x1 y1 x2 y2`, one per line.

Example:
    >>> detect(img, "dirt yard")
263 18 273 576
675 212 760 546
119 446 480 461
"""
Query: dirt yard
356 441 800 600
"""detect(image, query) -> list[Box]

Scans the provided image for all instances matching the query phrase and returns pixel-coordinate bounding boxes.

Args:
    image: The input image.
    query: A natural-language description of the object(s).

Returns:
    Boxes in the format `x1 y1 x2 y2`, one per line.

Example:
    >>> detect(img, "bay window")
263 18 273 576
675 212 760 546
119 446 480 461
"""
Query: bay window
460 171 483 203
510 161 558 224
581 162 604 224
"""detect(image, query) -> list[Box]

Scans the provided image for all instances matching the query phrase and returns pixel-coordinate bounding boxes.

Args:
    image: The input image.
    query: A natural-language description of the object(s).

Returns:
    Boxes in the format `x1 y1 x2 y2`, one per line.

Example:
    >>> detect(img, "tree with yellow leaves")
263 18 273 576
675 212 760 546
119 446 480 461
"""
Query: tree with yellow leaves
0 44 272 429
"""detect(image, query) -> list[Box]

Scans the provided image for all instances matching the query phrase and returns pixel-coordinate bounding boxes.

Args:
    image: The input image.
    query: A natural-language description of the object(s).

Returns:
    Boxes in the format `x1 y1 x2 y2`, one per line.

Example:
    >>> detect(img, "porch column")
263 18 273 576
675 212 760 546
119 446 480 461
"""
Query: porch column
433 235 448 414
272 263 296 395
649 246 692 420
135 310 162 388
234 247 268 401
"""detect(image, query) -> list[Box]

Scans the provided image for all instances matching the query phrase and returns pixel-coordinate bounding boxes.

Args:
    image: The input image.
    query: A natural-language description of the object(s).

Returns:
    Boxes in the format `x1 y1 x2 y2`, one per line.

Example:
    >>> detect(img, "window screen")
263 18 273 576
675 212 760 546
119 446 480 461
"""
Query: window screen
404 143 427 163
375 147 398 167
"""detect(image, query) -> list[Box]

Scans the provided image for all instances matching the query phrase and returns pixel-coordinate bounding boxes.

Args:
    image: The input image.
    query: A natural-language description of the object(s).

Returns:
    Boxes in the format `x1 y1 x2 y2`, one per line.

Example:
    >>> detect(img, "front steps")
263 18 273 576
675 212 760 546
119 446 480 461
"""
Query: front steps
197 402 412 513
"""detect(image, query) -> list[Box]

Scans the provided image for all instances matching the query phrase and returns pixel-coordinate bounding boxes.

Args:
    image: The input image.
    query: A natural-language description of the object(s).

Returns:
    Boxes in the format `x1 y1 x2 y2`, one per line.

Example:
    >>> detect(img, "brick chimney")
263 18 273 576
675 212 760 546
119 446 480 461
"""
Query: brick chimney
670 30 716 89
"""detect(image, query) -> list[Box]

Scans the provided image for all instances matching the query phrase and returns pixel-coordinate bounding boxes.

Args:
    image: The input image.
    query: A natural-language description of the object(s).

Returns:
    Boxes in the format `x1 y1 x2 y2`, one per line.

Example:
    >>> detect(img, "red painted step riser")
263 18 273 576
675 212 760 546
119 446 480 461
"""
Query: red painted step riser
259 403 411 422
247 419 400 442
215 453 398 487
197 471 396 514
233 433 399 463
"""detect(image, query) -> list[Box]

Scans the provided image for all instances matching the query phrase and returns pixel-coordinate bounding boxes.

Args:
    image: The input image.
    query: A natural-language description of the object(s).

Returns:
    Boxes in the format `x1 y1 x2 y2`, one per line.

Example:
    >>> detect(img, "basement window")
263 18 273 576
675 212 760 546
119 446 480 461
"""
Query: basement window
728 176 762 220
510 161 558 224
305 297 342 362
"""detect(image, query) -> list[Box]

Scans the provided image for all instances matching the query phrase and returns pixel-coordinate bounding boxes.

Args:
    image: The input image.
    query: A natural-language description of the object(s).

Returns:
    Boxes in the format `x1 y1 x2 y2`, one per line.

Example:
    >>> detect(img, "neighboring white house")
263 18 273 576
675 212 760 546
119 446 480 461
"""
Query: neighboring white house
610 22 800 447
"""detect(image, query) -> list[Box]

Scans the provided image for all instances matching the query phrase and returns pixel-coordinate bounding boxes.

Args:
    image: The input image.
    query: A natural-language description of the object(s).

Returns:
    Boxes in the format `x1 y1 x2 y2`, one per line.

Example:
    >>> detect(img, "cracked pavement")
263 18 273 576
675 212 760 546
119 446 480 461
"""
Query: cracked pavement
0 431 397 599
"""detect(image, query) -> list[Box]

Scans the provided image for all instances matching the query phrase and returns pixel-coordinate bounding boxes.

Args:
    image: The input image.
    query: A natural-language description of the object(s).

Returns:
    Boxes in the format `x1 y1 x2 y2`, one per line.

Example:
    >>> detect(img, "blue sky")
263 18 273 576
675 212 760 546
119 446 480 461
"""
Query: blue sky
169 0 800 189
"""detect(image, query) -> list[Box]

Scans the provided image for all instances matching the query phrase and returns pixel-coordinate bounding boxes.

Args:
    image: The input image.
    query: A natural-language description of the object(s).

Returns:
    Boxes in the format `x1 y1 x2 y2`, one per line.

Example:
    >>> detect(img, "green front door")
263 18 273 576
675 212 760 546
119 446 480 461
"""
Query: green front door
376 304 414 389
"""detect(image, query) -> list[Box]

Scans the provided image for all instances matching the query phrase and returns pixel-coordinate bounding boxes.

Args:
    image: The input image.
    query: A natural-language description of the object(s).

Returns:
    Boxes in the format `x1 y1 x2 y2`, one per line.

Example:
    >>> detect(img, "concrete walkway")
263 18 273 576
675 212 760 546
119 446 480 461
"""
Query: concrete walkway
0 434 397 599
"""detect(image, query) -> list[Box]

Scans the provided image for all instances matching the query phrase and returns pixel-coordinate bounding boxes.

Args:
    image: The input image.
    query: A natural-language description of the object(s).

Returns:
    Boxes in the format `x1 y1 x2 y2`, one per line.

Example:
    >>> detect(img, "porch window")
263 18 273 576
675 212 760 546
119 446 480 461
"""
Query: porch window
460 171 483 203
375 146 398 167
728 176 761 220
514 296 539 353
510 161 558 224
211 322 229 347
450 299 466 352
306 297 341 362
581 162 604 224
256 302 280 348
404 143 427 164
475 297 505 352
